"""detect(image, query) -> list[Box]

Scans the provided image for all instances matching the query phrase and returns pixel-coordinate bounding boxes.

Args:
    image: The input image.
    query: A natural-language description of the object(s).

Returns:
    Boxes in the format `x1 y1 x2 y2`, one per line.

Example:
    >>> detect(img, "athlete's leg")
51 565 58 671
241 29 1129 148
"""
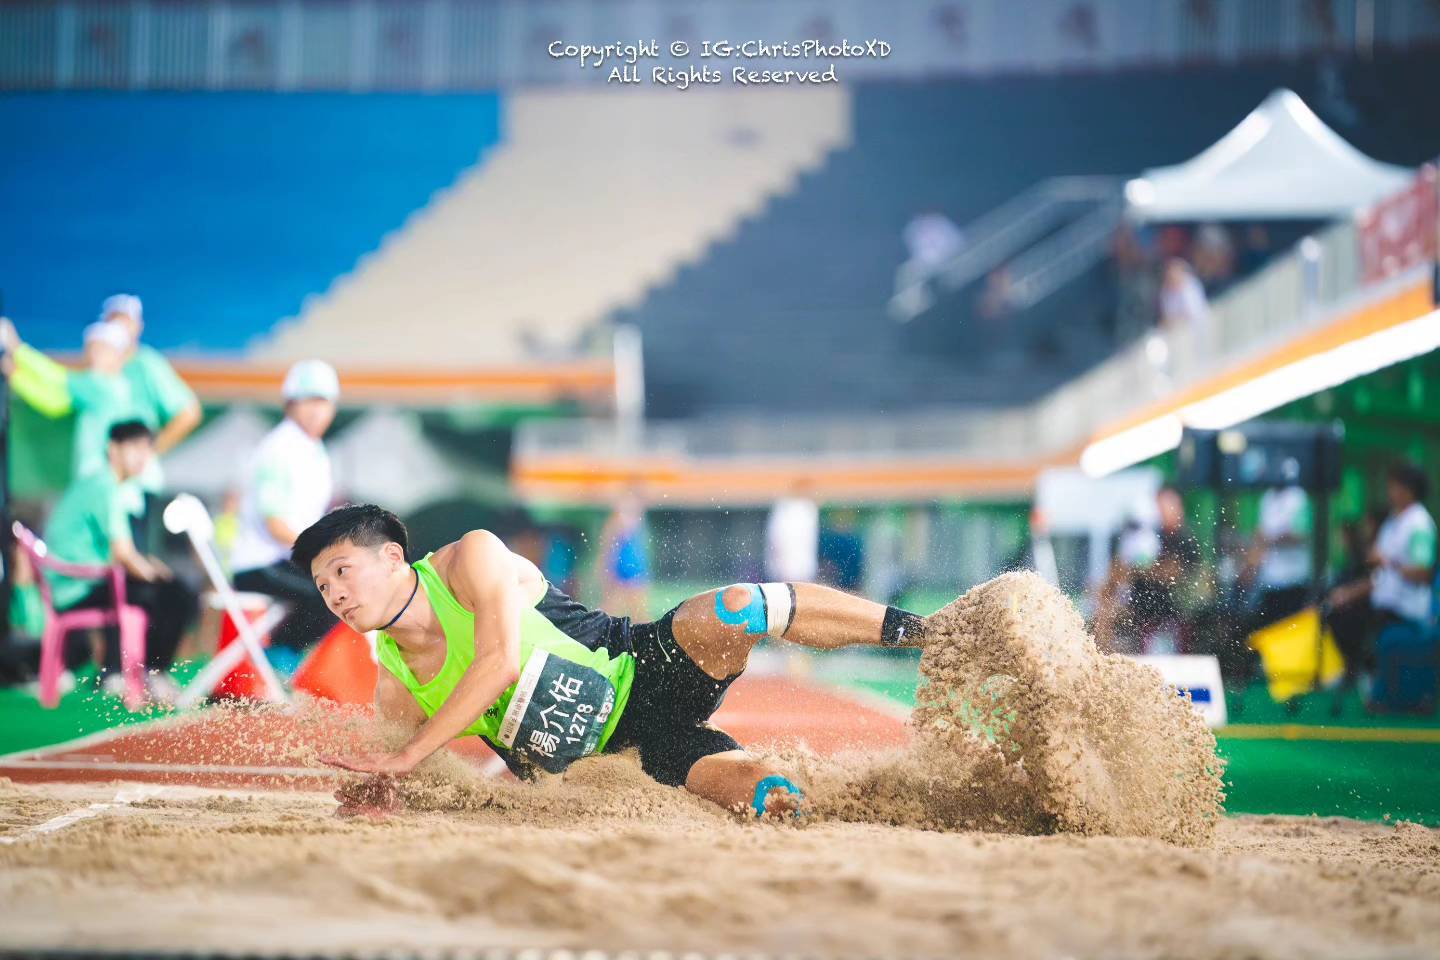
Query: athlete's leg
685 750 802 817
670 581 925 681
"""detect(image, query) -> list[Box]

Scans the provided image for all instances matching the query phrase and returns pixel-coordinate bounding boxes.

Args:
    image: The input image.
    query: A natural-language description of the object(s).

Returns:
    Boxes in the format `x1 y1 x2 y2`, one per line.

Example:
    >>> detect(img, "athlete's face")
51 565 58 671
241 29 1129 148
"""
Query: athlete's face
311 539 408 631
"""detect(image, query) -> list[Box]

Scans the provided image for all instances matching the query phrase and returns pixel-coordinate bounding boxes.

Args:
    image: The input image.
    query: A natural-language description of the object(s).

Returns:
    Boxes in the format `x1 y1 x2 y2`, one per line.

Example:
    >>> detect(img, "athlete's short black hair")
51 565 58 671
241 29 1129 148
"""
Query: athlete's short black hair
1388 461 1429 503
107 420 153 445
291 503 409 574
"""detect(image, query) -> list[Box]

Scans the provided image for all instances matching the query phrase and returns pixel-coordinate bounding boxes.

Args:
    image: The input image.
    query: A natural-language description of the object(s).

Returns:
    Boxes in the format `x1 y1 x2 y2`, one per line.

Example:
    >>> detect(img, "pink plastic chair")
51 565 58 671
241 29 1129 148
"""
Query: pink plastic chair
12 522 148 710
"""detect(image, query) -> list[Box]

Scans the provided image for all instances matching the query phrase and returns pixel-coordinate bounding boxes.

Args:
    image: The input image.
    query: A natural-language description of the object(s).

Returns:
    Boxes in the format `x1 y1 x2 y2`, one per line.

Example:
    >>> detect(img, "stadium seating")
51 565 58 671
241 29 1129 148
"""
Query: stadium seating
615 57 1440 417
257 86 849 366
0 91 502 352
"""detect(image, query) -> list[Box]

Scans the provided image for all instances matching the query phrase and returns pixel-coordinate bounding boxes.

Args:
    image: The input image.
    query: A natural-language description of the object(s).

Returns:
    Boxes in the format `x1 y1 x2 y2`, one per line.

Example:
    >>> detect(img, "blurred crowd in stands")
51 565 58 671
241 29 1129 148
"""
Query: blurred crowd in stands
1112 219 1314 345
1090 462 1438 715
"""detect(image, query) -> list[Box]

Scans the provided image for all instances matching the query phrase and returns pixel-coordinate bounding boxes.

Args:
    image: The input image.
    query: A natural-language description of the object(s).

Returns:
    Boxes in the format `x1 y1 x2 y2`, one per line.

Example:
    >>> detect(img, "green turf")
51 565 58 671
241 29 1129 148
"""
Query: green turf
1216 738 1440 824
839 672 1440 825
0 661 203 757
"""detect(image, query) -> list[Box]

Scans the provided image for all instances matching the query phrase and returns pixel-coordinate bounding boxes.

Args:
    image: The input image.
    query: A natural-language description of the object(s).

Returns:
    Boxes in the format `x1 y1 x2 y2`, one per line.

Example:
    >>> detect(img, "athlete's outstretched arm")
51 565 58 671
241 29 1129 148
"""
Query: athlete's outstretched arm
390 530 523 767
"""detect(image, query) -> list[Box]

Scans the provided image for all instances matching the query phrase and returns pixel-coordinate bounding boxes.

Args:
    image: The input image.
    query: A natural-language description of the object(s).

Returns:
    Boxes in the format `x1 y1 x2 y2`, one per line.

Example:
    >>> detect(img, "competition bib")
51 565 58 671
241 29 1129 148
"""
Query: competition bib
497 650 617 774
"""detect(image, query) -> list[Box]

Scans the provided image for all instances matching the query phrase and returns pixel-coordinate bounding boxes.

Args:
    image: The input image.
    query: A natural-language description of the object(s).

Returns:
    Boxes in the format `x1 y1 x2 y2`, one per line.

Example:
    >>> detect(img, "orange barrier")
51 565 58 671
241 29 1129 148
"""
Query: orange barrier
292 624 378 705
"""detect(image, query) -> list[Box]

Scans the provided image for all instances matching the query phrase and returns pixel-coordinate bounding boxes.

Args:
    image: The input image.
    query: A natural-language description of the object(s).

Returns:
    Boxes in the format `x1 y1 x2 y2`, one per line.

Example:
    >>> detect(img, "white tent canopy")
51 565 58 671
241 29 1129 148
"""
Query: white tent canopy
161 406 273 498
328 408 471 514
1126 89 1412 222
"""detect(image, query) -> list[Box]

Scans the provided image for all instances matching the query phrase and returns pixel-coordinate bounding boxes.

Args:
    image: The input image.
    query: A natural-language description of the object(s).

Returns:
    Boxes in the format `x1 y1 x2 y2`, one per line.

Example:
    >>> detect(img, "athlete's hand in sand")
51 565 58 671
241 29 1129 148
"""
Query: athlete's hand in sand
333 774 401 820
319 749 420 777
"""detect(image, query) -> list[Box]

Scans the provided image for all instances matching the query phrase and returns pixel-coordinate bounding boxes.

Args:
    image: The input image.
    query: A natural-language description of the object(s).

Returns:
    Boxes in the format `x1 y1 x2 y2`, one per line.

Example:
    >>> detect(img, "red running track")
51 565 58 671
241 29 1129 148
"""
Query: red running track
0 675 911 790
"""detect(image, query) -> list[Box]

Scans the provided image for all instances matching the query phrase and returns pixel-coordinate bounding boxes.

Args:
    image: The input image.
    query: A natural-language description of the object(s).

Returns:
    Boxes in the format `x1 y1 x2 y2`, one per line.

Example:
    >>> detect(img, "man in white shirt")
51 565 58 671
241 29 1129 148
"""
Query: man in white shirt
1248 468 1313 627
232 360 340 651
766 493 819 584
1329 463 1437 713
1331 462 1437 629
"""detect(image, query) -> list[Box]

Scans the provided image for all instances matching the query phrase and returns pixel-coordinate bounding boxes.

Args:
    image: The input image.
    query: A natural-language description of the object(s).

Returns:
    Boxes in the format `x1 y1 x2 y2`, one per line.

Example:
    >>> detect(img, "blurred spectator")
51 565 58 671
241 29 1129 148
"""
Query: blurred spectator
102 294 202 550
1191 222 1235 288
1329 463 1437 713
1095 488 1206 655
213 489 241 574
1157 224 1191 259
1093 507 1159 654
1 318 136 482
232 361 340 654
1158 257 1214 369
1111 223 1161 344
1146 486 1210 635
898 209 965 283
1245 463 1314 630
599 490 651 621
1238 224 1274 275
766 487 820 583
1159 258 1210 333
819 509 865 590
1326 507 1386 712
978 263 1014 323
8 545 45 645
543 527 580 597
44 420 196 700
892 209 966 321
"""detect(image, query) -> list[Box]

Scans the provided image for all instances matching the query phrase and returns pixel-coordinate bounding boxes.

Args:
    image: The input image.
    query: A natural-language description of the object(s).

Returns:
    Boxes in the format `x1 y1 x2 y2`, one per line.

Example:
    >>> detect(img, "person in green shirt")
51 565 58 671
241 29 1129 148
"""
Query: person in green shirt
294 504 931 819
100 295 203 459
0 318 139 483
43 420 196 699
100 295 203 550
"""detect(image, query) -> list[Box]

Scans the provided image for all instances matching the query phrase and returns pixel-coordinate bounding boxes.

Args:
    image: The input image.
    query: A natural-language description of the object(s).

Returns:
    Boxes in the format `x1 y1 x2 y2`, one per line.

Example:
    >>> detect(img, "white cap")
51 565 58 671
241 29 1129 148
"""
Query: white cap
100 294 143 324
282 359 340 401
83 320 132 352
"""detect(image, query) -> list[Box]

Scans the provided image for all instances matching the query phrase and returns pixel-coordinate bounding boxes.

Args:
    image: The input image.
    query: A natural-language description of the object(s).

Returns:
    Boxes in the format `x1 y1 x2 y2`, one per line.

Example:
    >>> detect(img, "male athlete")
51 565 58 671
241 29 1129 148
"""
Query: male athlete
296 504 928 817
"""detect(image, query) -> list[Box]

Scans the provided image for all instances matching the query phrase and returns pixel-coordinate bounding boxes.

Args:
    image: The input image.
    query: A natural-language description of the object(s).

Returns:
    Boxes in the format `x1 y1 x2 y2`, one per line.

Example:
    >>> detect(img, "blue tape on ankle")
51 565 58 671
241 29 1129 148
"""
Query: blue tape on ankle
714 584 768 635
752 775 802 816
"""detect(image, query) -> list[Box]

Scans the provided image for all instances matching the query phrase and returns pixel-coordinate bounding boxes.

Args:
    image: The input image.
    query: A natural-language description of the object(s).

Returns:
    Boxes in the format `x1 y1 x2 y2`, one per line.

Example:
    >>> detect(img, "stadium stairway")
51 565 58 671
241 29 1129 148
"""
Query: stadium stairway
255 86 851 367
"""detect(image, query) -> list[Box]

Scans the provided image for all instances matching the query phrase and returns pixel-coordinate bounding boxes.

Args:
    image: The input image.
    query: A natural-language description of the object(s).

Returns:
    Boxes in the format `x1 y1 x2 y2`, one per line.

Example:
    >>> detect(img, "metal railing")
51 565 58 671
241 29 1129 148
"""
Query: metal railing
521 215 1426 476
889 177 1122 322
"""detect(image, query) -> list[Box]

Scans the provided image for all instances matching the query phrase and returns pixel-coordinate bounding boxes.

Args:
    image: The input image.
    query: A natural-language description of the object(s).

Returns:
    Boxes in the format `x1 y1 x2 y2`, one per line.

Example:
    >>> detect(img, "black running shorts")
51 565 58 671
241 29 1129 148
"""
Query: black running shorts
603 609 743 787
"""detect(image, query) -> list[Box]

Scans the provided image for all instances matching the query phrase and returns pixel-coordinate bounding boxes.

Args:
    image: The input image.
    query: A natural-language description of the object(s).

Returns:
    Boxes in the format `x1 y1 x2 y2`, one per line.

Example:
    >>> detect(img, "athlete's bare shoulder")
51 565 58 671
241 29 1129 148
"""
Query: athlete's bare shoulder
428 530 545 607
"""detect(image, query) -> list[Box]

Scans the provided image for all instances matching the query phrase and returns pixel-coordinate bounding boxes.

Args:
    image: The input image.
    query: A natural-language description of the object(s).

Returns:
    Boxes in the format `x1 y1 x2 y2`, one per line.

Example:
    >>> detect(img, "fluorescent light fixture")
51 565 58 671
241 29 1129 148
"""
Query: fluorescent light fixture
1080 414 1184 478
1078 309 1440 475
1182 308 1440 429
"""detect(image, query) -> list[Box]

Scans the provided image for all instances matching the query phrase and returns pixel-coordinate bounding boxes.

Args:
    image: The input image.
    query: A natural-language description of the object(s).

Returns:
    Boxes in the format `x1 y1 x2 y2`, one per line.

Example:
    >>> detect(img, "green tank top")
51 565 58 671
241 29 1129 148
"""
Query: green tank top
375 553 635 774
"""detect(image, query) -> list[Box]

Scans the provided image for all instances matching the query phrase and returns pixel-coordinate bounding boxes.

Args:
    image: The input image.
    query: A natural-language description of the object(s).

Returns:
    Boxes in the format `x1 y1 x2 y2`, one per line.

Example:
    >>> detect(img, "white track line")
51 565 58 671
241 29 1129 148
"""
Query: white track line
0 759 339 778
0 784 169 845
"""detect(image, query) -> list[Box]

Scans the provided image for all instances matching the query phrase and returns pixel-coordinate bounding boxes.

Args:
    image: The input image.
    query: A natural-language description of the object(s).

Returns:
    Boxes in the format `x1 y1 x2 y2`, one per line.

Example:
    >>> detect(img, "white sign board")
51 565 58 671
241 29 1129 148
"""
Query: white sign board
1130 654 1228 729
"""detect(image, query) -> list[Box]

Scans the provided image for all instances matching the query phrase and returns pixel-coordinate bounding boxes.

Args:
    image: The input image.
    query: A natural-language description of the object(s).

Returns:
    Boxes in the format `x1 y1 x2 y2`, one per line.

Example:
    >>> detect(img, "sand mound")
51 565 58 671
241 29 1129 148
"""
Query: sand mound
912 571 1224 844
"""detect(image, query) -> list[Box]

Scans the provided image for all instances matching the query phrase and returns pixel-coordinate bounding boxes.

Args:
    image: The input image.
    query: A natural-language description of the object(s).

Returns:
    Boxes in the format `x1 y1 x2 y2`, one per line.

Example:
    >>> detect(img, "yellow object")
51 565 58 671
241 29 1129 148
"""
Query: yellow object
1248 606 1345 701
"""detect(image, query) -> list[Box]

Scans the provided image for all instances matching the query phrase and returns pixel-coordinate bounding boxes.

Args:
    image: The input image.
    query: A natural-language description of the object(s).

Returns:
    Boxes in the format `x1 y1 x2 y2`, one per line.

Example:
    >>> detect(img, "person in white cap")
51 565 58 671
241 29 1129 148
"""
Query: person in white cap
231 360 341 655
0 317 138 483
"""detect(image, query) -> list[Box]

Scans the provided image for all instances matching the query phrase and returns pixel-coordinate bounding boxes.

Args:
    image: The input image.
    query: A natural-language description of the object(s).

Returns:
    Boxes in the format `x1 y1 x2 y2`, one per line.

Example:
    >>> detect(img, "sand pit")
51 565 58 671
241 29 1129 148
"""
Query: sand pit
2 776 1438 959
1 573 1429 958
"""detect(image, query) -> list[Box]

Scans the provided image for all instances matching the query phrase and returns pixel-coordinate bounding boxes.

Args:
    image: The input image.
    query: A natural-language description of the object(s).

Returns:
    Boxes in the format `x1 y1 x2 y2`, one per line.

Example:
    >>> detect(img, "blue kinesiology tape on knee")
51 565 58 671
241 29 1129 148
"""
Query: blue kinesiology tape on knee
714 583 769 635
752 774 803 816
